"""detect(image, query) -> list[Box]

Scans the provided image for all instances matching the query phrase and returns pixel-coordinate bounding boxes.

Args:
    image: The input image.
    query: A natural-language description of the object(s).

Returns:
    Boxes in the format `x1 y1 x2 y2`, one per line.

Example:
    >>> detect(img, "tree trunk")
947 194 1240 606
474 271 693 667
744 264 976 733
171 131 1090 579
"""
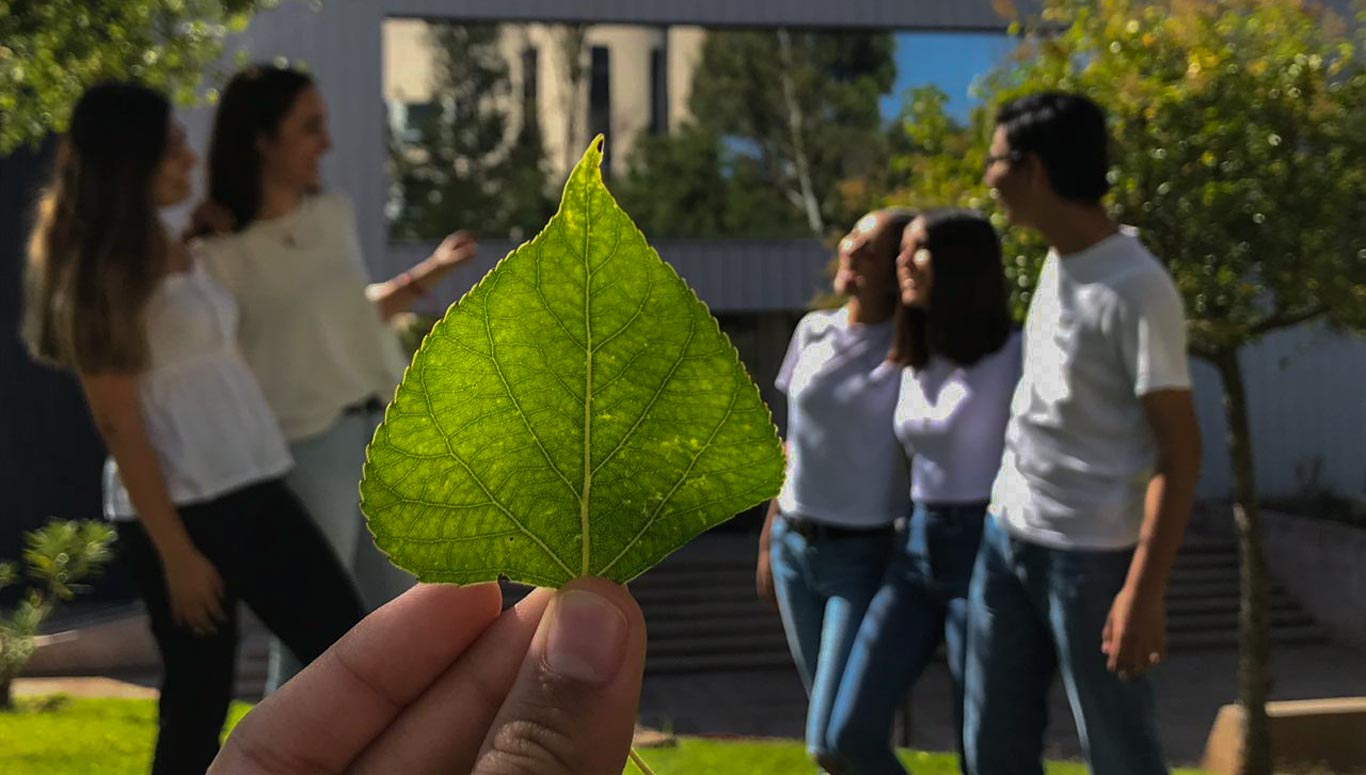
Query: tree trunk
0 674 13 711
774 28 825 238
1212 347 1273 775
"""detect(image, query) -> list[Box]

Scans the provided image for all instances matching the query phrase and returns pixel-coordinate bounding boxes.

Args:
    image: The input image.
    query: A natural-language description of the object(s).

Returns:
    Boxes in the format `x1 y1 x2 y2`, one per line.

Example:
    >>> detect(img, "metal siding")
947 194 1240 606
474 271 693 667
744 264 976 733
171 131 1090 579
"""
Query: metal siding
1192 326 1366 500
390 238 832 313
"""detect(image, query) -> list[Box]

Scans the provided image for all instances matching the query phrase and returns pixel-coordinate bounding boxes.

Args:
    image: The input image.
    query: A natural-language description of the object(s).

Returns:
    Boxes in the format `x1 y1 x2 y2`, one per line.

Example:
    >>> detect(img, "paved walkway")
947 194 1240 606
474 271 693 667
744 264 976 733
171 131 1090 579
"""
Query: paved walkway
638 641 1366 766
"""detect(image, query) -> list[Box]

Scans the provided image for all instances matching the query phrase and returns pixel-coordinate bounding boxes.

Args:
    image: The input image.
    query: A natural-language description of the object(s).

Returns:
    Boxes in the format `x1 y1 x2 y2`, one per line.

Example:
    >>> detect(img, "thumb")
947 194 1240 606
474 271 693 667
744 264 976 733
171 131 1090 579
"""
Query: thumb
473 577 646 775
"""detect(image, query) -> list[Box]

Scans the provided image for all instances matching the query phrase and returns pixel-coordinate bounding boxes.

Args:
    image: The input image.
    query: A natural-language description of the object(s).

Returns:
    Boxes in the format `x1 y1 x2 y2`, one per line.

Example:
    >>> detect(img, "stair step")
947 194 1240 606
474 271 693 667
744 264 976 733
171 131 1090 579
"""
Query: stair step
647 632 791 658
646 651 797 674
1165 594 1301 615
646 616 784 639
1168 624 1329 650
1167 609 1317 632
640 598 774 619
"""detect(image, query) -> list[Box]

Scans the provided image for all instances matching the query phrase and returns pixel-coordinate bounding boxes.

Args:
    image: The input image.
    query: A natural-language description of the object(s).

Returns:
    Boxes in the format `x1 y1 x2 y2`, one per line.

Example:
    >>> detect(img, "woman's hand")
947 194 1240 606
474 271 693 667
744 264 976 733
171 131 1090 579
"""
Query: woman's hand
162 546 227 636
430 230 477 270
186 200 236 240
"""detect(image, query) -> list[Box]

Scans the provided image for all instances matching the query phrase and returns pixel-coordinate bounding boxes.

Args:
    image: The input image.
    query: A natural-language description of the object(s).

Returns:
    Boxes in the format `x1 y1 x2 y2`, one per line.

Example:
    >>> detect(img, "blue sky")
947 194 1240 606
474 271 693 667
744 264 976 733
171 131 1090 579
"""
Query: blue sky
883 32 1016 122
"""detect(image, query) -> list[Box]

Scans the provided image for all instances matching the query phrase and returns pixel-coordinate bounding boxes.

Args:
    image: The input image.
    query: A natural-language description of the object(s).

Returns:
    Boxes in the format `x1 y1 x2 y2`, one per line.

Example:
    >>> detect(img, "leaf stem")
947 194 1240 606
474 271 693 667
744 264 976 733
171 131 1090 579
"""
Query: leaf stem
629 746 658 775
581 168 595 577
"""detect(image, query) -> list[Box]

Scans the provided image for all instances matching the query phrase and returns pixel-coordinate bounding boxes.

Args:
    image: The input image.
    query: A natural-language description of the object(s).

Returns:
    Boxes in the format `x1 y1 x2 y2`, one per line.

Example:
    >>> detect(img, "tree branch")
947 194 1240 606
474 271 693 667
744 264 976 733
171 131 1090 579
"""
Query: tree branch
1250 304 1327 337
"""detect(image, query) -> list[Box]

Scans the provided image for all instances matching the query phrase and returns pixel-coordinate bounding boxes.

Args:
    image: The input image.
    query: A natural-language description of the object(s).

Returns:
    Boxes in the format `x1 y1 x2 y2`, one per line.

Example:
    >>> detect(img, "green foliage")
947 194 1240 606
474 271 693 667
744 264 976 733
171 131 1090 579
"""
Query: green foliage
617 29 900 239
615 123 812 239
879 0 1366 344
1 521 117 707
362 139 785 587
387 22 555 242
0 0 284 154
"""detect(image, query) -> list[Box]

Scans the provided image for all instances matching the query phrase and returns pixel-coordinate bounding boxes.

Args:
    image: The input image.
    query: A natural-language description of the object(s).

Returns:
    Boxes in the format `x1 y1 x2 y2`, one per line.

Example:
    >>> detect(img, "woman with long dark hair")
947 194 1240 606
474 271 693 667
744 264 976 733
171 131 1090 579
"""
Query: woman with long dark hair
826 209 1021 774
193 64 476 690
22 82 362 775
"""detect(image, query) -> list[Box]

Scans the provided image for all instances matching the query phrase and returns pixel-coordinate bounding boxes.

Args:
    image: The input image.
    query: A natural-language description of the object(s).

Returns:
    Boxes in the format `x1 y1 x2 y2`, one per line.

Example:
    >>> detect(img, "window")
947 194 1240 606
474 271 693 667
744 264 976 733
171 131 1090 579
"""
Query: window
589 45 611 176
522 46 538 103
649 46 667 135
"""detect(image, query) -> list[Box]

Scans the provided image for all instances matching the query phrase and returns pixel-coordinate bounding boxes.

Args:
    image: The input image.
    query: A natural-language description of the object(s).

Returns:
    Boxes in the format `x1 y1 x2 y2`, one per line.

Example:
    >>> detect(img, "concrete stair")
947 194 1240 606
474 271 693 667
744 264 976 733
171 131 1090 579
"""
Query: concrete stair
232 532 1330 697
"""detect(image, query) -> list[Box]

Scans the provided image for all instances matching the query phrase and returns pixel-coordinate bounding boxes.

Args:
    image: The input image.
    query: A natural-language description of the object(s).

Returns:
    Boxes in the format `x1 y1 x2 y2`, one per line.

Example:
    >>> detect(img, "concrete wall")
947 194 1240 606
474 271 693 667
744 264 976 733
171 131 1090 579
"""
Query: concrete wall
1263 510 1366 648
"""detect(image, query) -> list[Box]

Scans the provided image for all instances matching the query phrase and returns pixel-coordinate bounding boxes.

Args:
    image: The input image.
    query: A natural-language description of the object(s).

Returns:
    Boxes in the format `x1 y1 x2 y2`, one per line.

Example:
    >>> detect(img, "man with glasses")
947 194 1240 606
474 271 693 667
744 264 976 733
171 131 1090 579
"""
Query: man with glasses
965 92 1202 775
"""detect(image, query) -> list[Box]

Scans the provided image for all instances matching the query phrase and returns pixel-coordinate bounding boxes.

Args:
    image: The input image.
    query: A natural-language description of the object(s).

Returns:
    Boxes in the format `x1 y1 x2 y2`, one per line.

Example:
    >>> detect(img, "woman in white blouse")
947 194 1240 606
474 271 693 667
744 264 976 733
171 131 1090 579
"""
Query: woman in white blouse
825 209 1021 774
192 64 475 691
755 209 917 772
21 83 362 775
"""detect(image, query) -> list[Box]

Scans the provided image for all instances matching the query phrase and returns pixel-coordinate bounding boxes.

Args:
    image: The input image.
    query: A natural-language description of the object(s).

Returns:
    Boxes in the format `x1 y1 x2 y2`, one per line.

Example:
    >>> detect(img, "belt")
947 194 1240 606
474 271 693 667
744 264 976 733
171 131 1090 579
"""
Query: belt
782 515 893 542
343 395 385 416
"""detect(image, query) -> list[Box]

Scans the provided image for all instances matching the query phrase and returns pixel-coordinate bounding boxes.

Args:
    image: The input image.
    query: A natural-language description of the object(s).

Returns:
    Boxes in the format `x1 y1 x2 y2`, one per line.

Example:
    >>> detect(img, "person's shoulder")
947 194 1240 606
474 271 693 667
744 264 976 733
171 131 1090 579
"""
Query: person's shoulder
1109 235 1179 297
799 307 845 335
311 191 356 225
190 230 246 281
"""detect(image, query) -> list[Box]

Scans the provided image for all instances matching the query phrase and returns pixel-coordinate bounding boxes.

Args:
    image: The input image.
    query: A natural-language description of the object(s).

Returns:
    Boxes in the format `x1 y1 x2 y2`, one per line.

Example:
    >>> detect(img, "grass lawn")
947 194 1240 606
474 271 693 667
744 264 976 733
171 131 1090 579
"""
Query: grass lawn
0 696 1205 774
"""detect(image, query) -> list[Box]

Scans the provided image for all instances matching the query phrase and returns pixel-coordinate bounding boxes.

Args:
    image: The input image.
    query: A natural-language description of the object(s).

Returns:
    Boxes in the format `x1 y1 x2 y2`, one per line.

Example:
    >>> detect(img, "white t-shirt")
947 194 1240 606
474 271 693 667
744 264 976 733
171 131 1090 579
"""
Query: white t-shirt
775 307 909 527
991 231 1192 550
895 332 1021 505
104 261 293 520
197 193 408 442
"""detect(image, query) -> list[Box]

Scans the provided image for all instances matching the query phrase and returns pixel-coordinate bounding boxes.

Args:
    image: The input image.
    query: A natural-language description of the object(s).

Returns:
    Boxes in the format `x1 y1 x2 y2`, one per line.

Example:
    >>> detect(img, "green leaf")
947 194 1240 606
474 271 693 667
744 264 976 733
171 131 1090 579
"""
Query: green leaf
361 137 785 587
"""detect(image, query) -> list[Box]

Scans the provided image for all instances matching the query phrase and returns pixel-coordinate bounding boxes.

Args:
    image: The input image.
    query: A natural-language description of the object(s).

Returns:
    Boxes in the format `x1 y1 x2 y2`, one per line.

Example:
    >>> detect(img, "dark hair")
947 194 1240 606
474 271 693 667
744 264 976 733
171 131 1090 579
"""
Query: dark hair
23 82 172 372
889 209 1012 370
996 92 1110 203
208 64 315 230
874 207 919 268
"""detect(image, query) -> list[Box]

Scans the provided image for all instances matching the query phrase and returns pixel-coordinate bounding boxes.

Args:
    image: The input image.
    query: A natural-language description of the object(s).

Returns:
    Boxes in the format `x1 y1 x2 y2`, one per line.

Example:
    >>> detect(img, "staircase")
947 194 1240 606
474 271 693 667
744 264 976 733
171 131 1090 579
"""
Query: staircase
232 532 1328 698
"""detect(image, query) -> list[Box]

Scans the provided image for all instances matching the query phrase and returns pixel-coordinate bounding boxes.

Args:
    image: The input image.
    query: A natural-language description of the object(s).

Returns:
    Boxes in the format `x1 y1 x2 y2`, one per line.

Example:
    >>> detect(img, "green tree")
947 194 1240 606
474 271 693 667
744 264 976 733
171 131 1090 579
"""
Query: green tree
618 28 898 239
885 3 1366 772
0 521 116 709
616 122 814 239
0 0 285 154
388 23 553 242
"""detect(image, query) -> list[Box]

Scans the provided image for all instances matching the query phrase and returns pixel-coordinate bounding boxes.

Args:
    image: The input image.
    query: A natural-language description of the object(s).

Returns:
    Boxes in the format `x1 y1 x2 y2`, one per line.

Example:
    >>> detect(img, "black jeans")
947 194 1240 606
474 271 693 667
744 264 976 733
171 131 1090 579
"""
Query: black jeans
117 478 364 775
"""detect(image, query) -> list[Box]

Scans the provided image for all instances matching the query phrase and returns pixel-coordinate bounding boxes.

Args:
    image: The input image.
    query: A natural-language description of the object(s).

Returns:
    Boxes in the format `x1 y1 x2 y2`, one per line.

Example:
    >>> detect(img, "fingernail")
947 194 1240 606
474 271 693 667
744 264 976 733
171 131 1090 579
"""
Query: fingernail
545 589 628 685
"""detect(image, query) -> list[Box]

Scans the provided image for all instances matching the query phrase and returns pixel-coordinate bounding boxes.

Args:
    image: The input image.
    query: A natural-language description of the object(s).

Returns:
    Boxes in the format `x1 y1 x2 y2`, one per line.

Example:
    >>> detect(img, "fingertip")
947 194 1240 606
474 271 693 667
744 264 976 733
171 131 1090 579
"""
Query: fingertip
559 577 644 631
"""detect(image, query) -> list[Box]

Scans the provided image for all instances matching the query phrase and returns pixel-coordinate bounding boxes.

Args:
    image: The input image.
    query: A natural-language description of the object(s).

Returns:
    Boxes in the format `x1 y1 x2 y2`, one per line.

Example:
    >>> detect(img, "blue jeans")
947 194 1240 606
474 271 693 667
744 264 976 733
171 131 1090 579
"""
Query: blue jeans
770 515 893 761
963 516 1167 775
828 501 987 775
266 408 415 692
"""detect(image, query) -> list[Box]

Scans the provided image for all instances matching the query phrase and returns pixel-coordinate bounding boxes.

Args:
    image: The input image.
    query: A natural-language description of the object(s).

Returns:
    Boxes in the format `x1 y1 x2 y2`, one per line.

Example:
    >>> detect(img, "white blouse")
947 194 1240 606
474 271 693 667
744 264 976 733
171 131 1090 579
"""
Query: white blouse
894 332 1021 505
104 261 293 520
197 193 409 442
775 307 910 528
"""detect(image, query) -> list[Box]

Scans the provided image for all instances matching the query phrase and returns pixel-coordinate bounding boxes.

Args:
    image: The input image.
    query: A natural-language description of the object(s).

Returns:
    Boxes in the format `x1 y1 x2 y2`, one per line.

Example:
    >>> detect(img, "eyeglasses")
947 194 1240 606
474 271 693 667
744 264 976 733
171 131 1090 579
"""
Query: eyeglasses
983 150 1022 175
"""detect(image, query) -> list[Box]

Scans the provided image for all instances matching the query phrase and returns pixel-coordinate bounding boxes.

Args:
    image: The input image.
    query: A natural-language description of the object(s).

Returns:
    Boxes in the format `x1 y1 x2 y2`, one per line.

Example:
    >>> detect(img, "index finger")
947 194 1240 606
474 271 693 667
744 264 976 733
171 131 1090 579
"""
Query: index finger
211 582 503 774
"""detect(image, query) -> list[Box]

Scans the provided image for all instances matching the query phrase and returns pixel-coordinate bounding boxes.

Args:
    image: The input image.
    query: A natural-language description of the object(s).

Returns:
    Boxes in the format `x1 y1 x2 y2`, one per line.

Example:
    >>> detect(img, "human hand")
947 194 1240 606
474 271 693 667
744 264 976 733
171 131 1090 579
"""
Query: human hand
1102 583 1166 680
431 230 478 269
187 200 236 238
755 551 777 611
161 547 226 636
210 577 647 774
